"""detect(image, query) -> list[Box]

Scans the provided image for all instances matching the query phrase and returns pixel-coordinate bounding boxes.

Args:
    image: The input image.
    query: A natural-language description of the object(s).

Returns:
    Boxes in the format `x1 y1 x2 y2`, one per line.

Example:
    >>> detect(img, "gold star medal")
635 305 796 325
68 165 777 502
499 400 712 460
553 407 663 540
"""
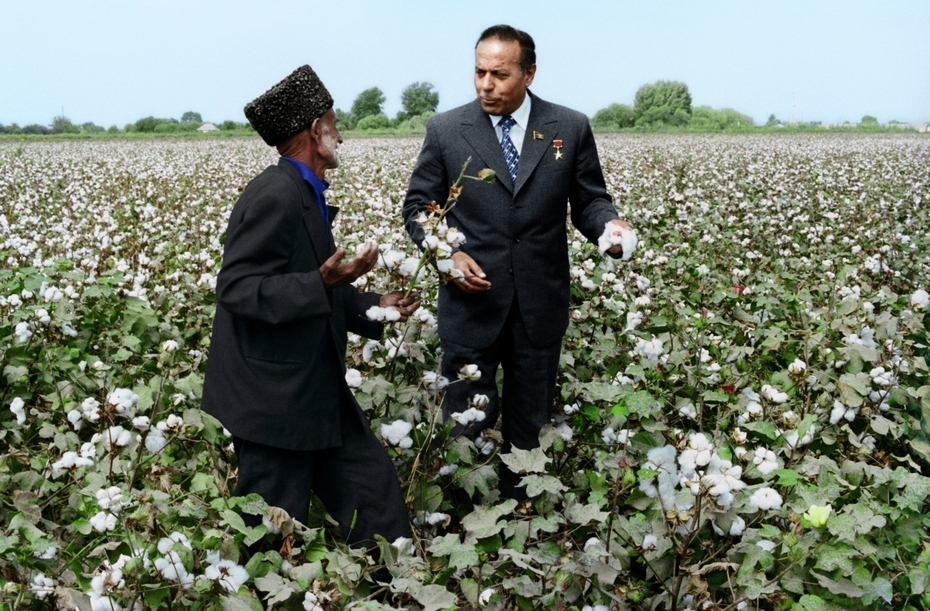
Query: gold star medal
553 139 563 160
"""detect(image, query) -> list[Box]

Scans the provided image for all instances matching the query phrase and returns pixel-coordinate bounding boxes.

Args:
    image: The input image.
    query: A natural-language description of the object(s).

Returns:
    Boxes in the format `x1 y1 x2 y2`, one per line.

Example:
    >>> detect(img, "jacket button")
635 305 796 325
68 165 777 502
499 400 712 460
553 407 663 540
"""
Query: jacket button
513 237 520 243
508 268 513 274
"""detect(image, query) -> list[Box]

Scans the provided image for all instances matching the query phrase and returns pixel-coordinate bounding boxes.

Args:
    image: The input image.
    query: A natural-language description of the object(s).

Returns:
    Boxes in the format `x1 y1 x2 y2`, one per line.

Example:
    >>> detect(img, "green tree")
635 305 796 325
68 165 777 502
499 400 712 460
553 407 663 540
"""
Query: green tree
351 87 386 124
765 114 781 127
689 107 754 131
591 103 636 130
51 115 79 134
398 82 439 122
356 113 391 131
335 108 354 130
860 115 878 126
634 80 692 128
181 111 203 125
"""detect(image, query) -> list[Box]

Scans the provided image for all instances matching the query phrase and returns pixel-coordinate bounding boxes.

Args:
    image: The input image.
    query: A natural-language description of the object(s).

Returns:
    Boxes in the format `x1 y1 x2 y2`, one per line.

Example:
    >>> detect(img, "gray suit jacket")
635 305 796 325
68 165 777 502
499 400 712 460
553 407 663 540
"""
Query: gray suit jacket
403 92 620 349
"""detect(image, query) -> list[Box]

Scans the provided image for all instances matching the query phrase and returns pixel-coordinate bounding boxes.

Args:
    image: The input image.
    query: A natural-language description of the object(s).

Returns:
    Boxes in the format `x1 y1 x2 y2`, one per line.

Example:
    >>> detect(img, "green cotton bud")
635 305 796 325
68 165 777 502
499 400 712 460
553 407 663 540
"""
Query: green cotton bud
803 504 831 528
622 467 636 487
477 168 496 182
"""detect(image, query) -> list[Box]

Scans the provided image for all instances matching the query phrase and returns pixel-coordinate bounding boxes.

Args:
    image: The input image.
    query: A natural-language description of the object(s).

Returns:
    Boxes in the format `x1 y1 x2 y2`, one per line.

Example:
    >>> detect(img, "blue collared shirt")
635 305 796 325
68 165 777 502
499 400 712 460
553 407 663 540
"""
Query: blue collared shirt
282 156 330 226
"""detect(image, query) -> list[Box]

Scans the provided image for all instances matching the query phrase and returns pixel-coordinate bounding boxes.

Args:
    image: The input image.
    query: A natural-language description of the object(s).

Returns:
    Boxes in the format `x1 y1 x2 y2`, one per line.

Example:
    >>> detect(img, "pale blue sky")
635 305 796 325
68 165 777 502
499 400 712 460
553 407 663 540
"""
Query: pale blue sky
2 0 928 127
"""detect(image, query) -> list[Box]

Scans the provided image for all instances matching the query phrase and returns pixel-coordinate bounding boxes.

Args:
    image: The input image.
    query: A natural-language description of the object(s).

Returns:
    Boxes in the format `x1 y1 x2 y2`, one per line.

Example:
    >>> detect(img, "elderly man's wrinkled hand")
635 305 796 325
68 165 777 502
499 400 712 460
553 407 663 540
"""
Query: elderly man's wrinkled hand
320 243 378 288
379 291 420 322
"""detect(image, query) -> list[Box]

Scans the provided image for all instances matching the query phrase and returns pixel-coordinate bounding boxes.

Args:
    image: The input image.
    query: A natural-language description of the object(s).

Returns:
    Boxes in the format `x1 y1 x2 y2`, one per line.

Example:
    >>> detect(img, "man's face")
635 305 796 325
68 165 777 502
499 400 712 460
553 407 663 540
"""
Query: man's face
317 108 342 170
474 37 536 116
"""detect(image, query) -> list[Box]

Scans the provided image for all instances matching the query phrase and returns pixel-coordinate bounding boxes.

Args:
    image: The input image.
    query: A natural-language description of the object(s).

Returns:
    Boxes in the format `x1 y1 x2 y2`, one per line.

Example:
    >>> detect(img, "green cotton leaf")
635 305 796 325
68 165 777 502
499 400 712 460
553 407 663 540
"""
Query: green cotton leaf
521 474 566 497
624 390 661 418
813 543 857 573
870 415 896 436
0 535 18 555
3 364 28 383
455 464 496 498
579 382 626 404
503 574 542 597
838 373 869 408
428 534 480 570
499 446 550 475
391 578 458 611
701 389 731 404
794 594 827 611
846 504 887 534
811 571 866 598
825 514 858 542
909 565 930 595
564 501 609 525
742 420 779 441
461 500 517 543
9 513 45 544
175 373 204 399
219 509 267 546
530 514 563 534
220 591 263 611
772 469 802 487
254 572 301 606
191 472 220 496
287 561 323 588
121 335 141 352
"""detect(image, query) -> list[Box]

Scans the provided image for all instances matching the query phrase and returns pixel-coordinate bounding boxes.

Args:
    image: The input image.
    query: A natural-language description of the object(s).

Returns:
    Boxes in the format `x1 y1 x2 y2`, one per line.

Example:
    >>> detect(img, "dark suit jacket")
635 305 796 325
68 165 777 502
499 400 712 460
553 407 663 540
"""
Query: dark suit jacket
402 92 620 349
202 159 383 451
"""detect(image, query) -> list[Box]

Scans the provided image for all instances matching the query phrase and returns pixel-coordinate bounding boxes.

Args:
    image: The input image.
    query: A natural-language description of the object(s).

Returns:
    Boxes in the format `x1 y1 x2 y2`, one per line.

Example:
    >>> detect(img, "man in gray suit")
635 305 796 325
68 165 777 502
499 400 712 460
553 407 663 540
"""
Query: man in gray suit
402 25 633 500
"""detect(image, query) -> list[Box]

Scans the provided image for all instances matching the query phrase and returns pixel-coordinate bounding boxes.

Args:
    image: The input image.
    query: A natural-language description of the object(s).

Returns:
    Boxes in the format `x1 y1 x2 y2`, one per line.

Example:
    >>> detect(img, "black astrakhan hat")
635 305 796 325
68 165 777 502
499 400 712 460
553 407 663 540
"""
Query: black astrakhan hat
244 65 334 146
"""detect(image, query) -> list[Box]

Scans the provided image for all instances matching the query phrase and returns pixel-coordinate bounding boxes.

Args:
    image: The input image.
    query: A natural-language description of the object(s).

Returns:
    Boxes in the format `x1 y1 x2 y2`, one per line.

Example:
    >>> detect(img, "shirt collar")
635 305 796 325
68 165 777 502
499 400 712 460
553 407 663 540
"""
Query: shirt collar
487 92 532 131
281 156 329 198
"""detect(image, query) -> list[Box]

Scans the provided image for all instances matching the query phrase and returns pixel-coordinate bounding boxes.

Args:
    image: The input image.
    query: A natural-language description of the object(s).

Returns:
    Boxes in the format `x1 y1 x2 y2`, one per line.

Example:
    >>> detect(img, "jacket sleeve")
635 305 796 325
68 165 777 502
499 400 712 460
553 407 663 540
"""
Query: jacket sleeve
344 288 384 339
567 118 621 244
215 176 333 325
402 120 450 252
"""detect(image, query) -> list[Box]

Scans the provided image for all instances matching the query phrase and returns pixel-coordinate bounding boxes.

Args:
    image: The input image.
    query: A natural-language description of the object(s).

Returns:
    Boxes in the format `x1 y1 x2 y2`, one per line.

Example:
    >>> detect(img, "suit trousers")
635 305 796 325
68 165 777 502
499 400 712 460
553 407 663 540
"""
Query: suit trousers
232 388 411 548
440 295 561 500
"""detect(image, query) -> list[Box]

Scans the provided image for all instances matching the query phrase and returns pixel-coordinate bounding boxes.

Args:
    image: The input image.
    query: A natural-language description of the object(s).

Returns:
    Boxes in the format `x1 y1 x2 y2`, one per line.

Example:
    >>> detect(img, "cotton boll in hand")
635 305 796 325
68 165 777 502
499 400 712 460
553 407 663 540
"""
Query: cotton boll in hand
598 221 638 260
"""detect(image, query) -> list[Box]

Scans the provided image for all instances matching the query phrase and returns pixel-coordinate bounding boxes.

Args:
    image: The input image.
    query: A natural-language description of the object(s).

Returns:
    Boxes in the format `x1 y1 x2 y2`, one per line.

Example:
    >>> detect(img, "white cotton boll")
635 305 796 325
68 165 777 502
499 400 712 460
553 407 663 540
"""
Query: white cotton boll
362 341 381 362
597 221 638 260
421 234 440 252
8 294 22 307
35 308 51 325
30 573 57 599
642 534 658 550
90 511 118 532
102 426 133 450
132 416 150 431
162 340 179 352
749 487 783 511
563 402 580 415
438 463 459 476
398 257 421 278
425 512 451 526
380 420 414 448
678 402 696 420
14 321 32 343
422 371 449 390
145 429 167 454
96 486 124 512
556 420 573 441
154 551 193 588
451 407 486 426
204 559 250 593
345 368 363 388
107 388 139 417
479 588 496 606
625 311 643 331
458 363 481 382
445 227 466 247
752 447 780 474
435 258 455 273
303 592 325 611
787 359 807 374
89 594 123 611
910 289 929 310
9 397 26 425
634 336 664 361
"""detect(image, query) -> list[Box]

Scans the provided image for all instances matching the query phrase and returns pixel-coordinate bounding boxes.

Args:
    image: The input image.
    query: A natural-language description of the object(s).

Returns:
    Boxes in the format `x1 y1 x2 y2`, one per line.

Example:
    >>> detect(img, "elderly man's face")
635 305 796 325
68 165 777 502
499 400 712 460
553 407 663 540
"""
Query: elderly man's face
317 108 342 170
474 37 535 116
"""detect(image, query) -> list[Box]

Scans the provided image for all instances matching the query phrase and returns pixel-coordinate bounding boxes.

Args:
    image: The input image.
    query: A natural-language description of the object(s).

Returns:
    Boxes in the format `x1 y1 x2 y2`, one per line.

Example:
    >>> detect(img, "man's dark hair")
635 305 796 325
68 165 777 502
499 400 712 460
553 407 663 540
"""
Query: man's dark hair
477 25 536 74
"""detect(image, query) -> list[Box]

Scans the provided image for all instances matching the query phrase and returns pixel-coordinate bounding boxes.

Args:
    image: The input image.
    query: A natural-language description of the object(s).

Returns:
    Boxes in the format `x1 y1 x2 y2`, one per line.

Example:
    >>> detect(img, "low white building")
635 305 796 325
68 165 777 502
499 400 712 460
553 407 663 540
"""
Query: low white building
197 122 219 133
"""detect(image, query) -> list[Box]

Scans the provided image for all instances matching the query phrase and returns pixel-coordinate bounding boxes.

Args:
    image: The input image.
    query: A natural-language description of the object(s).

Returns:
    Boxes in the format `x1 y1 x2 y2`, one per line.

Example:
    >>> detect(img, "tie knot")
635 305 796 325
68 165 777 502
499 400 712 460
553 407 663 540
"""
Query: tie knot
499 115 516 133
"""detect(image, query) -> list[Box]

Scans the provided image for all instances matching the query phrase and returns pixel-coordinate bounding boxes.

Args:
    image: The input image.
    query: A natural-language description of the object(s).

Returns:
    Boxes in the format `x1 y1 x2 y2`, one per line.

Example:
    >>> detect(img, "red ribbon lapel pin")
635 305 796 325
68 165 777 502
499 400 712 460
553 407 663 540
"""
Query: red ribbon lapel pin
553 139 563 160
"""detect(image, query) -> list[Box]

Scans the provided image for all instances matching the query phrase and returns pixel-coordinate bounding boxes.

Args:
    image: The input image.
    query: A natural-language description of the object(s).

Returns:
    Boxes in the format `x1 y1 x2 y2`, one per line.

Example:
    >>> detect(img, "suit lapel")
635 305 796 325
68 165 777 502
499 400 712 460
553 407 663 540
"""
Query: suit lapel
515 93 559 196
277 161 332 264
460 101 514 195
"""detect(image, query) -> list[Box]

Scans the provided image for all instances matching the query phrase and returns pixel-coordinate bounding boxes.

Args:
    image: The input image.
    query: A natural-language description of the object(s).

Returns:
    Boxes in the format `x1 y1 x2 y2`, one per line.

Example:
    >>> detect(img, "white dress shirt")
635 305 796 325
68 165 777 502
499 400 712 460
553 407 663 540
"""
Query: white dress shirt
487 94 532 155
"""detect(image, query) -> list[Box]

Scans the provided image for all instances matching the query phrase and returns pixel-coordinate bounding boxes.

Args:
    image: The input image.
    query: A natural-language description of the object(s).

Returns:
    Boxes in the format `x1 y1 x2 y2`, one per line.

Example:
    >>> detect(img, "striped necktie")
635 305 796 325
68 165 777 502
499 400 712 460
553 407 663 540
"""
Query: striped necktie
498 115 519 184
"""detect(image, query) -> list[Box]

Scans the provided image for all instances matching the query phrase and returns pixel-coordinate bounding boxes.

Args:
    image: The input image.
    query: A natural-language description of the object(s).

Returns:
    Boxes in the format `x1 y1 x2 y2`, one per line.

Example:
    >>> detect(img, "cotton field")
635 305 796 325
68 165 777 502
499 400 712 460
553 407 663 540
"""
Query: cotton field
1 134 929 610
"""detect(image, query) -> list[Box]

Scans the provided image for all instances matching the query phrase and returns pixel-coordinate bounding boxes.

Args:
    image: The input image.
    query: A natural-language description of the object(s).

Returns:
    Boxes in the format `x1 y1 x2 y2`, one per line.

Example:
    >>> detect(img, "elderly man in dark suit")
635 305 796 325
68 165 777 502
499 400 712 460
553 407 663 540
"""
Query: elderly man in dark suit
402 25 633 500
202 65 417 547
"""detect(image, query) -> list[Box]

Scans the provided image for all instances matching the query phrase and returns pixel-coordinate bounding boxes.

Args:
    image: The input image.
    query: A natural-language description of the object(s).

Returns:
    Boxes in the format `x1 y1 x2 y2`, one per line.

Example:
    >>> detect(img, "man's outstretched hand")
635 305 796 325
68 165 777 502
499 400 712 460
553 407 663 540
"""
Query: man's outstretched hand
320 243 378 288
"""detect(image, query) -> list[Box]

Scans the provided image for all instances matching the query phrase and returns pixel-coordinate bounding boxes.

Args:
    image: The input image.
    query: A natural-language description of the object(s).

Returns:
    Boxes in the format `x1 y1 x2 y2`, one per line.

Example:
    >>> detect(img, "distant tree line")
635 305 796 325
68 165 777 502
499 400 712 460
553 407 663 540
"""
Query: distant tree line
0 111 253 136
1 81 917 136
